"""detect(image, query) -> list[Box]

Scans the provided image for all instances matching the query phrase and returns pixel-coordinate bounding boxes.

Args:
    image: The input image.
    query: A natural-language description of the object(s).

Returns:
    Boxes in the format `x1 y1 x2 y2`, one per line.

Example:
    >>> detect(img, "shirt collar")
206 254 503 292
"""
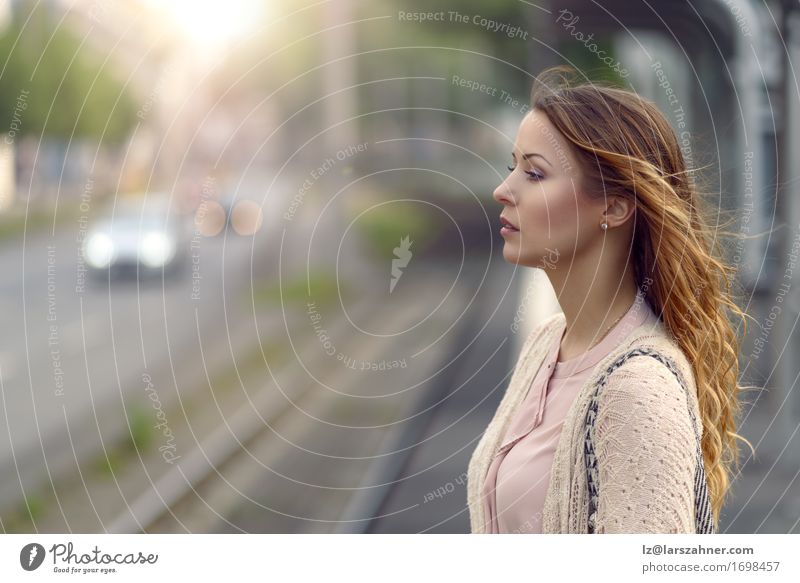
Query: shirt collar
552 287 656 378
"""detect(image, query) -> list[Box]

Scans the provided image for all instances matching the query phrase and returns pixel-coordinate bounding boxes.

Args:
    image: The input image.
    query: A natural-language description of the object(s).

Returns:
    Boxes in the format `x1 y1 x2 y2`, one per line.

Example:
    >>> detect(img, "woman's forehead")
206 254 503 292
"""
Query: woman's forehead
513 110 579 178
517 111 553 147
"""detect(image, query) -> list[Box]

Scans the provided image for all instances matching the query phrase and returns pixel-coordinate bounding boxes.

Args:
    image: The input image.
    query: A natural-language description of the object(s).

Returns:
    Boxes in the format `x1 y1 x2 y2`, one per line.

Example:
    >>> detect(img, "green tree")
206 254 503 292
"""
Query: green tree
0 2 136 142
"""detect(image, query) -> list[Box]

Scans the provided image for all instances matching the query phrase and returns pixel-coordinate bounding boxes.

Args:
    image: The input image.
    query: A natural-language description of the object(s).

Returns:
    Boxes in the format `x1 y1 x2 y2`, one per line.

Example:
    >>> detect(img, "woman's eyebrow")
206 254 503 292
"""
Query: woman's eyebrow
511 151 552 167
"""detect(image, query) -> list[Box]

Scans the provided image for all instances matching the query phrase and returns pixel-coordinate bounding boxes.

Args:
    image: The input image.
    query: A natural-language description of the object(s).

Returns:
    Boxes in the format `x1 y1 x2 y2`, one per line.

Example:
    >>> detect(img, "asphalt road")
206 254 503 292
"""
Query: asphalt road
0 171 293 514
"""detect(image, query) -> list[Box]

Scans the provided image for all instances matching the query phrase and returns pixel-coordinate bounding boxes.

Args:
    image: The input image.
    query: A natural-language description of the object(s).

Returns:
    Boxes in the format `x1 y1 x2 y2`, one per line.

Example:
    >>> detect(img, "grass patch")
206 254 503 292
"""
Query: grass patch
251 270 345 308
90 339 289 479
128 404 156 451
351 201 438 261
1 338 294 531
93 449 125 477
0 205 80 242
91 403 155 478
2 494 46 532
203 339 289 397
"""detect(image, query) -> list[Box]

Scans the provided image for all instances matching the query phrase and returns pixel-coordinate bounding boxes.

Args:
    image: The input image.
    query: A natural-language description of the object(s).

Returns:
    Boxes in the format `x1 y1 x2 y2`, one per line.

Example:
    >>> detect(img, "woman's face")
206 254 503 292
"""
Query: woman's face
493 108 603 269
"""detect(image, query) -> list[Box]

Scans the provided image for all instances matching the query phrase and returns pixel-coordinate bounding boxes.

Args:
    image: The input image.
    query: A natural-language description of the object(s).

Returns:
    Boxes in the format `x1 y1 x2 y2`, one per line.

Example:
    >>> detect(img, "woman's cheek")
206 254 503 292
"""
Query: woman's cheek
545 183 578 218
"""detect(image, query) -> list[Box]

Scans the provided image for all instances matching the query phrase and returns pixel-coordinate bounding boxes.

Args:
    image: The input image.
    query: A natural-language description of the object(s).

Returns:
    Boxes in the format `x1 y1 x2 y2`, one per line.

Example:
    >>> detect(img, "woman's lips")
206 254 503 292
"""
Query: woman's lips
500 216 519 236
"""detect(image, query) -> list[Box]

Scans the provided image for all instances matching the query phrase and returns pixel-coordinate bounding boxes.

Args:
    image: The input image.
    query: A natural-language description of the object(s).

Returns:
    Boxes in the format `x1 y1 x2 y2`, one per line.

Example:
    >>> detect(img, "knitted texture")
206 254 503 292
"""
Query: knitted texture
584 348 716 534
467 309 707 534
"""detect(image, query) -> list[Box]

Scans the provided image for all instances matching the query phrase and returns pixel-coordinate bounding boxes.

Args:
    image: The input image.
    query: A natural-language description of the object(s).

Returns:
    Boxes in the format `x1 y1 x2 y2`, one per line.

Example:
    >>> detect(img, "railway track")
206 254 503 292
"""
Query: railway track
110 266 481 533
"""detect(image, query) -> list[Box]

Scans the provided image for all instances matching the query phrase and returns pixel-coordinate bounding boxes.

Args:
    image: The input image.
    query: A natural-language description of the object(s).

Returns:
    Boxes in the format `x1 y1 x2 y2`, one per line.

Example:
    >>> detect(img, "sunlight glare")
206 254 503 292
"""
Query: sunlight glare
152 0 266 48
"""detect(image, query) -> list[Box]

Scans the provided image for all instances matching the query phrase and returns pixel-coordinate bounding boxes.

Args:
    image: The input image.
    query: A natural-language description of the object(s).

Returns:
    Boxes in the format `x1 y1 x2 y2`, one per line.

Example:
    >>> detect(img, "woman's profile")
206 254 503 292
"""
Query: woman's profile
466 66 755 534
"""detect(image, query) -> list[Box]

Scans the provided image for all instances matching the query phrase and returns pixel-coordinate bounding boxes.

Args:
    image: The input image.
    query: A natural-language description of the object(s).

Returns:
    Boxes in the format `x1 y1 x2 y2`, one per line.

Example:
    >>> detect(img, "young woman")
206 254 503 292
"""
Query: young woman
466 66 754 534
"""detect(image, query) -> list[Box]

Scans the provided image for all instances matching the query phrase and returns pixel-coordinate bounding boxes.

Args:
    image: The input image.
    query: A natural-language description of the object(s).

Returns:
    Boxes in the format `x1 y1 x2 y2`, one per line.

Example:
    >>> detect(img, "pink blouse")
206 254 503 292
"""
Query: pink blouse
481 289 658 533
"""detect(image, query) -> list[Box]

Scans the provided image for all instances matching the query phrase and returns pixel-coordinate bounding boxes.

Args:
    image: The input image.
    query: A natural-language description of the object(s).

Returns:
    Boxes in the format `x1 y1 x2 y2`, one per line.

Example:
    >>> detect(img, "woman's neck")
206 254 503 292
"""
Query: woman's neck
547 269 639 361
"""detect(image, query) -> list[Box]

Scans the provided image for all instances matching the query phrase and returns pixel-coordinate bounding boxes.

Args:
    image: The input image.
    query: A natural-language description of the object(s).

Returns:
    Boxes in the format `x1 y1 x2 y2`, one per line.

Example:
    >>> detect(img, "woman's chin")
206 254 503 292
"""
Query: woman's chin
501 242 552 269
501 243 525 265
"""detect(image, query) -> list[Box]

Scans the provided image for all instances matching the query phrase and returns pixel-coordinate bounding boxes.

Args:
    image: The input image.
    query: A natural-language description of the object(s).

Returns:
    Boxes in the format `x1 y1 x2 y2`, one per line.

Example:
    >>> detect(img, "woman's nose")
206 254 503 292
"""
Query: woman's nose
493 179 515 205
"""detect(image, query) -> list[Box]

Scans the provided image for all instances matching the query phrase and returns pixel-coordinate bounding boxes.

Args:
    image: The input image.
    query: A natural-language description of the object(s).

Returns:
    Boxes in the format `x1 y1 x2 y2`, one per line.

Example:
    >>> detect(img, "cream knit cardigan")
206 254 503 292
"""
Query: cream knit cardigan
467 309 705 534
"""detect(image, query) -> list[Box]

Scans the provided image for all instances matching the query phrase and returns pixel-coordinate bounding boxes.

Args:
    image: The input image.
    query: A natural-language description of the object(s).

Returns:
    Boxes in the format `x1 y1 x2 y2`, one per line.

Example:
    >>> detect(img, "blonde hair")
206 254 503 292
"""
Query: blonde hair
530 66 757 528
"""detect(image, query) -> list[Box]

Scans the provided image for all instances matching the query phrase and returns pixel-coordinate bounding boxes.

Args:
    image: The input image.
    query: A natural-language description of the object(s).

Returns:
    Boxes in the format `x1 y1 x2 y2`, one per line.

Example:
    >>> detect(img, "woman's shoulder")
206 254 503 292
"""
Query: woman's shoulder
598 330 701 436
597 313 694 385
602 349 688 401
620 325 695 391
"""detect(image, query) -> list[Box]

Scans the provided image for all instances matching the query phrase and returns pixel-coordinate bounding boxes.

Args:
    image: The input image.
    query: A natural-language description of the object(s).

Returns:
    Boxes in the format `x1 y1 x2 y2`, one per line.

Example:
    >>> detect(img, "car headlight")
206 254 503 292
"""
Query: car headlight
139 232 176 267
84 232 114 268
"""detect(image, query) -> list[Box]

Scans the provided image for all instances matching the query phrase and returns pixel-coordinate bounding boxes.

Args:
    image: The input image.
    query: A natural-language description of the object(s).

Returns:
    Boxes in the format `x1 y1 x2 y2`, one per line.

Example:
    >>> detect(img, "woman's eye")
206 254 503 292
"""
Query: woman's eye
507 165 544 181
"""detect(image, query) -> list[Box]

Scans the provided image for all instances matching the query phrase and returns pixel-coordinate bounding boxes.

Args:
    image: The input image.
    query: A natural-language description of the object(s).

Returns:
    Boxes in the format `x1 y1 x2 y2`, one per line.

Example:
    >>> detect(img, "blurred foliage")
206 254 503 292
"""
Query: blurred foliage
0 206 74 241
127 404 156 452
0 1 137 142
353 201 437 260
93 447 125 477
91 403 155 478
2 493 45 532
206 339 289 396
252 270 345 308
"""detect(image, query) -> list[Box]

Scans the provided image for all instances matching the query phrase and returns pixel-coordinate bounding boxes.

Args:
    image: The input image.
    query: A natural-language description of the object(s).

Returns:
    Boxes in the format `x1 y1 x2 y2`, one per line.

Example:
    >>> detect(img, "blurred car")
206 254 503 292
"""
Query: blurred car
82 194 189 279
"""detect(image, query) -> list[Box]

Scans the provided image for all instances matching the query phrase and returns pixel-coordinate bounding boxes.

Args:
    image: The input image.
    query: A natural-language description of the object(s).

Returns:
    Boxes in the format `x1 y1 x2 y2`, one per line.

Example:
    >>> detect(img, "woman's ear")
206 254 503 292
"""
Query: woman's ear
603 195 635 228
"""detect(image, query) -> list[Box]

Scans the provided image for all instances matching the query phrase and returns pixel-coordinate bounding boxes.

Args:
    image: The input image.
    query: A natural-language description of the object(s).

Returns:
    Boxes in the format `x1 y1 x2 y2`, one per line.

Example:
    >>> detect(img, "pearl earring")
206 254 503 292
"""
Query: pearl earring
600 222 608 230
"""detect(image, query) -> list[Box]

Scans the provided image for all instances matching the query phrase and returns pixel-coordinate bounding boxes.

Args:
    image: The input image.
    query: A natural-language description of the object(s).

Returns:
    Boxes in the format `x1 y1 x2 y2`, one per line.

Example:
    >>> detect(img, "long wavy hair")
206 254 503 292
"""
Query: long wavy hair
529 66 756 528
